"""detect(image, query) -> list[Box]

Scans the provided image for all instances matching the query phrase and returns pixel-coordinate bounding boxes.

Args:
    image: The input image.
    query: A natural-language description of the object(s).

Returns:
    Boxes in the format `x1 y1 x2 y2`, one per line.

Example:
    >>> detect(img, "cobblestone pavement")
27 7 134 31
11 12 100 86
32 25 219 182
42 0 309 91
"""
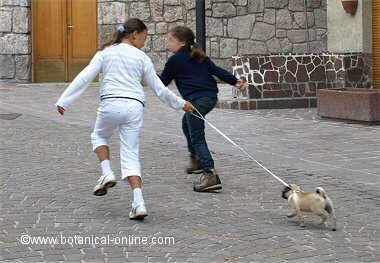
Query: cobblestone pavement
0 83 379 263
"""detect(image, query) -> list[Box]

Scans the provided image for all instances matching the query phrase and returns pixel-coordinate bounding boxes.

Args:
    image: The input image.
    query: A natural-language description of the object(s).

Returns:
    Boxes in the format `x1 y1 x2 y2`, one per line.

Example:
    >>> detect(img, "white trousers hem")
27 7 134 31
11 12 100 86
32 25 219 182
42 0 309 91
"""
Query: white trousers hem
122 174 142 185
92 143 109 152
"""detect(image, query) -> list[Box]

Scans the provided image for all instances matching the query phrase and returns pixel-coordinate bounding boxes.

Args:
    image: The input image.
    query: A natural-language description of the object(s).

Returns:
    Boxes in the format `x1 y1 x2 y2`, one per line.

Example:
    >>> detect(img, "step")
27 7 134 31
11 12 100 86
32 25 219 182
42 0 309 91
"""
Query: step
217 97 317 110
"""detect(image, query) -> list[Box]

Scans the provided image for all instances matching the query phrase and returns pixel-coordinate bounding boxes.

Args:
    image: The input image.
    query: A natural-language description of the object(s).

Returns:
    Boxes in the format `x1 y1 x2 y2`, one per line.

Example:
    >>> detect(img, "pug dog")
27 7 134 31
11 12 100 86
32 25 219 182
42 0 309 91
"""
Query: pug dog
282 184 337 231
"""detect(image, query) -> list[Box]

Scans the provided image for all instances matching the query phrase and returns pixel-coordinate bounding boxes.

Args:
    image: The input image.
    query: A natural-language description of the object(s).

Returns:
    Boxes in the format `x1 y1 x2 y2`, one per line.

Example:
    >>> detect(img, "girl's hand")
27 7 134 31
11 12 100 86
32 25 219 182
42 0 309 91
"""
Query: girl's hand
235 79 246 91
183 101 195 112
57 106 65 115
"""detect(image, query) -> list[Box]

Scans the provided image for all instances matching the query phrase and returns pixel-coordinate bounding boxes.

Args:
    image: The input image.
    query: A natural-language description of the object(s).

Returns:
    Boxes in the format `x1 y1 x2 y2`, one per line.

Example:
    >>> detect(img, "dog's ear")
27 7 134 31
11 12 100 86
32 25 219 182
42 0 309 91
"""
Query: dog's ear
281 186 291 199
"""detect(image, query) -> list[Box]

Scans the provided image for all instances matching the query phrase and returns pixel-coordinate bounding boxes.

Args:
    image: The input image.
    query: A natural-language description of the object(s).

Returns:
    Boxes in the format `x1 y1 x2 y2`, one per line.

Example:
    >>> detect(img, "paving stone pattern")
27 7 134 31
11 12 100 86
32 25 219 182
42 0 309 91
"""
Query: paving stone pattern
0 83 379 262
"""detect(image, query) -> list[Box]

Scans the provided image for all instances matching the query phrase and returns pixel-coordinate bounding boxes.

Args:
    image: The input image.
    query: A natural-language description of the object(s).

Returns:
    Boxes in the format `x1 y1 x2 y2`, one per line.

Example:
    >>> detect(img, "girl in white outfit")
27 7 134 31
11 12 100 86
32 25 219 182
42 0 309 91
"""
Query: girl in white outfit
55 18 194 220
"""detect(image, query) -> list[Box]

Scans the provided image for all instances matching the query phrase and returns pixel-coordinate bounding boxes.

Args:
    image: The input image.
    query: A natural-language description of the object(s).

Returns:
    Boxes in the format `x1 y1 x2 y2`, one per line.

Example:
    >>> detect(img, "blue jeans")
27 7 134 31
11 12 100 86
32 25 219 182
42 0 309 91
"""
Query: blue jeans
182 97 217 170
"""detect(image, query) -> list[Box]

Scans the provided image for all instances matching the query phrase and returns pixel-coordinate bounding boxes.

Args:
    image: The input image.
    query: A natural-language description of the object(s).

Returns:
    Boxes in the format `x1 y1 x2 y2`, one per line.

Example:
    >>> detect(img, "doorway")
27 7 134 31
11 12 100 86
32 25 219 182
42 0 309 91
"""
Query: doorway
32 0 98 82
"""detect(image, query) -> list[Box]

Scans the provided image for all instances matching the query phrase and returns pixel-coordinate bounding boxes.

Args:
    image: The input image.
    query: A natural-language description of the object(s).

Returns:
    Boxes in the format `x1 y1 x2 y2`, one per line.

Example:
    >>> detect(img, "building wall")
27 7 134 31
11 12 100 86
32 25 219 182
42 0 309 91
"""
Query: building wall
217 0 374 110
327 0 372 53
1 0 328 82
99 0 328 72
0 0 31 82
229 52 372 109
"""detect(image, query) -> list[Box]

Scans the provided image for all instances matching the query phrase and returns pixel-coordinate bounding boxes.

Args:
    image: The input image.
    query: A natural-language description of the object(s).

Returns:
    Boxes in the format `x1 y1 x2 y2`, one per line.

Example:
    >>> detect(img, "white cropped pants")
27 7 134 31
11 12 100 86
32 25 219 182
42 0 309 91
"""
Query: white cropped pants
91 98 143 181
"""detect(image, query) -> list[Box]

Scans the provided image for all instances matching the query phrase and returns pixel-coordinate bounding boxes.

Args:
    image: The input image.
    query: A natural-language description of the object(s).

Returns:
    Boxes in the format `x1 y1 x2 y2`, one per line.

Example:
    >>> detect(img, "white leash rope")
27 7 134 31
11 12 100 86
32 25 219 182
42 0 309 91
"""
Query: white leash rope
190 107 290 187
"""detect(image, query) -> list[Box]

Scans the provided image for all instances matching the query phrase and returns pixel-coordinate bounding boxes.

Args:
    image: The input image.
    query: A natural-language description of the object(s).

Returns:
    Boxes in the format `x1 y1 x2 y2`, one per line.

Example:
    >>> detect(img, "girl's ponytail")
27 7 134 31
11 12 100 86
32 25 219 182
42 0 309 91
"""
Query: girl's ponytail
169 26 206 62
190 43 206 62
101 18 147 50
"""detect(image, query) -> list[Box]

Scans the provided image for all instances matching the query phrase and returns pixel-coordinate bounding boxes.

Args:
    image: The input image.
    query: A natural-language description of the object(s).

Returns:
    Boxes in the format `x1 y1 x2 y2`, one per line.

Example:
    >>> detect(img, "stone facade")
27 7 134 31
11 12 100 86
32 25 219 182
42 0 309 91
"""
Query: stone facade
98 0 328 72
0 0 31 82
216 52 372 110
0 0 328 82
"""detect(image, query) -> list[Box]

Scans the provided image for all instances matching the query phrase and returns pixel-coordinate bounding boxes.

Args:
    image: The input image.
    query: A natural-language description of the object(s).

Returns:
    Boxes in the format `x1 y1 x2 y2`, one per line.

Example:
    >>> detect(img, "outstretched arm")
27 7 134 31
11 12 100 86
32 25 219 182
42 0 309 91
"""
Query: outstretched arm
208 58 238 86
159 57 175 86
143 58 186 110
208 58 246 91
55 52 103 112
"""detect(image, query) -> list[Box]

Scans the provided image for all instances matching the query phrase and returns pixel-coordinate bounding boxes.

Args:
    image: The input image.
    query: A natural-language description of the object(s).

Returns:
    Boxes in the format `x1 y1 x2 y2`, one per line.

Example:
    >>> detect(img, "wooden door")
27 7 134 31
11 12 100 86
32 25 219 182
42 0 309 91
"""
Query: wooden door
373 1 380 88
32 0 98 82
67 0 98 81
32 0 67 82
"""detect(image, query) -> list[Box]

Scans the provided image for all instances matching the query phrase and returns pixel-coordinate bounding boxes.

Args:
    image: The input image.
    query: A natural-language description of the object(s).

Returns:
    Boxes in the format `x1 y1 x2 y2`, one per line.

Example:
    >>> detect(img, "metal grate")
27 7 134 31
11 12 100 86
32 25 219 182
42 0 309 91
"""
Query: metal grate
0 113 22 120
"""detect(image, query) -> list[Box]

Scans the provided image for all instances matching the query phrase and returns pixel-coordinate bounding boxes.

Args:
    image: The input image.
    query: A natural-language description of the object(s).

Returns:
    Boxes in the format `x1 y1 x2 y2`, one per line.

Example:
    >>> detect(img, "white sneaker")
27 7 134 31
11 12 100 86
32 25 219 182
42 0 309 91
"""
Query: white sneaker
129 202 148 220
93 172 117 196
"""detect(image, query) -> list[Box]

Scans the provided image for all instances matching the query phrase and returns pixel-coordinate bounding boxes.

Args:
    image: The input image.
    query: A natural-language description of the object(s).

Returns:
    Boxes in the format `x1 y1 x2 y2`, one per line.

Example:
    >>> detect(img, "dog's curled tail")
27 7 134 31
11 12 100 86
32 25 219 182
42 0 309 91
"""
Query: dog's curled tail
315 187 326 199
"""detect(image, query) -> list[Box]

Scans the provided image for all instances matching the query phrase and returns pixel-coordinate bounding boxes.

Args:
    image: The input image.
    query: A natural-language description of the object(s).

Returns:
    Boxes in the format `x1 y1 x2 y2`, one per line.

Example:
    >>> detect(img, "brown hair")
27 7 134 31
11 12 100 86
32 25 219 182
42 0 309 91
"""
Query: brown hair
169 26 206 62
101 18 147 50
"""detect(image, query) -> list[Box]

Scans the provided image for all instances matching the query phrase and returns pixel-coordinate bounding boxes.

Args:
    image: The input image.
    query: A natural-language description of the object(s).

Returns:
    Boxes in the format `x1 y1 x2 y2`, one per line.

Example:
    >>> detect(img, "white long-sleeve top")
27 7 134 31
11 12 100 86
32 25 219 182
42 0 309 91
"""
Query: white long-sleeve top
55 43 185 110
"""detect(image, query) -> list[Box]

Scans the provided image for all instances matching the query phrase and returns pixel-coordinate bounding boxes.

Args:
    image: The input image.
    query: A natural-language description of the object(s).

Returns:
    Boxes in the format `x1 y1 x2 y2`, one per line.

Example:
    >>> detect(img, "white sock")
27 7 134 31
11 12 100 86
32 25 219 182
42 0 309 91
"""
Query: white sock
133 188 144 205
100 160 112 175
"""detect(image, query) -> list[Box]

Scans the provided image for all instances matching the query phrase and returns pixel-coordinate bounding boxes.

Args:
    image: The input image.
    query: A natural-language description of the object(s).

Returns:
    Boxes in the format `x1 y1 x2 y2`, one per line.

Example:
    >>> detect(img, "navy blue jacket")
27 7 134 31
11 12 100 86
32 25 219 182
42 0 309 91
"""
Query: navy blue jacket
160 48 238 101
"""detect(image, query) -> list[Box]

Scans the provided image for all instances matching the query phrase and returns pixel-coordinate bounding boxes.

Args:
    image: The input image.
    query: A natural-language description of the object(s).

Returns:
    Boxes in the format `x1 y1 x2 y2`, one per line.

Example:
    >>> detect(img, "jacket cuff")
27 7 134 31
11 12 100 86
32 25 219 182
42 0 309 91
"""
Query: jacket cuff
179 99 186 110
231 77 238 86
55 101 67 110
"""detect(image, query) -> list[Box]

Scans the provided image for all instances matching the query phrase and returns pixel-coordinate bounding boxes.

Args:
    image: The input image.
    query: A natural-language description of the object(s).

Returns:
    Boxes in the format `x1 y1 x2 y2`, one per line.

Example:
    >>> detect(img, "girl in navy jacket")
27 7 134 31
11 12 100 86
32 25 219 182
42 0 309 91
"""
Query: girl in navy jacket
160 26 245 192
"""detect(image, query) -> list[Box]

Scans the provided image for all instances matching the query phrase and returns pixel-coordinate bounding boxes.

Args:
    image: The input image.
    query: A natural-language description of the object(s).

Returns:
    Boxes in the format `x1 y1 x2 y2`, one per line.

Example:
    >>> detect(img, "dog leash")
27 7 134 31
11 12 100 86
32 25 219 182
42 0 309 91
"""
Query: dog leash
190 107 290 188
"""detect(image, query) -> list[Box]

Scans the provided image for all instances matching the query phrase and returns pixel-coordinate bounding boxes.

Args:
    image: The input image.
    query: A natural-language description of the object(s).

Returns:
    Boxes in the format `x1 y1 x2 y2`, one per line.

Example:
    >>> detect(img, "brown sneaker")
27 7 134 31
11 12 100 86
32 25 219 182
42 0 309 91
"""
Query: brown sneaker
193 169 222 192
186 155 203 174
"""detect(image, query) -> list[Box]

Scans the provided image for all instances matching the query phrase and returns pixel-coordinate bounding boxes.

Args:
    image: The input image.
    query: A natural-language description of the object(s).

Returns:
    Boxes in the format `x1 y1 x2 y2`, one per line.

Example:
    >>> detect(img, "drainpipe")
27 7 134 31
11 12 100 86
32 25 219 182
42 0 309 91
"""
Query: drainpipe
304 0 310 53
196 0 206 52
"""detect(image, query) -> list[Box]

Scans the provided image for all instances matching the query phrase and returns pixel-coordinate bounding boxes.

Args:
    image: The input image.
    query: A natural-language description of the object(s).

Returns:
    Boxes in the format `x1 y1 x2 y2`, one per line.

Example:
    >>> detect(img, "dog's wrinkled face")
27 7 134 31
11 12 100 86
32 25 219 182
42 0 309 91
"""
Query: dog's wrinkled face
281 186 292 199
281 184 301 199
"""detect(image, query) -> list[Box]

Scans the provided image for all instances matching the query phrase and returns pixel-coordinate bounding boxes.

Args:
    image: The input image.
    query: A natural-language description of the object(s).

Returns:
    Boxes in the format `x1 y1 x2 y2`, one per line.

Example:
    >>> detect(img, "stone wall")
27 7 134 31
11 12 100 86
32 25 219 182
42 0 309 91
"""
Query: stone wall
216 52 372 110
0 0 328 82
99 0 328 72
0 0 31 82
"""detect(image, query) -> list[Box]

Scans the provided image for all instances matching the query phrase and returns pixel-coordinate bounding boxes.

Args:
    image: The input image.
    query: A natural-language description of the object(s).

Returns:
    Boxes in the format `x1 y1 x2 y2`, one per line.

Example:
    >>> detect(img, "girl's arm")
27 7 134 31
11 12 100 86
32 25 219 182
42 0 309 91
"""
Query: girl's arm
55 51 103 110
208 58 238 86
159 57 175 86
143 58 186 110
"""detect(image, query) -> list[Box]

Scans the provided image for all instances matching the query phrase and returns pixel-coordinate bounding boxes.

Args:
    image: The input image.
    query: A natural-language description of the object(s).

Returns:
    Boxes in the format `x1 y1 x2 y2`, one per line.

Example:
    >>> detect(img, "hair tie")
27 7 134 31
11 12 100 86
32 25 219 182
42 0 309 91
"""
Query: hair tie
117 25 125 33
